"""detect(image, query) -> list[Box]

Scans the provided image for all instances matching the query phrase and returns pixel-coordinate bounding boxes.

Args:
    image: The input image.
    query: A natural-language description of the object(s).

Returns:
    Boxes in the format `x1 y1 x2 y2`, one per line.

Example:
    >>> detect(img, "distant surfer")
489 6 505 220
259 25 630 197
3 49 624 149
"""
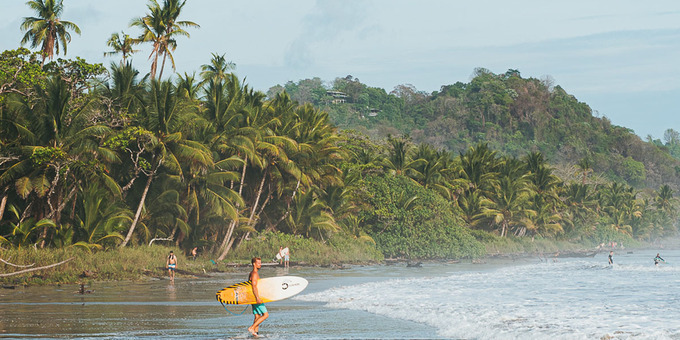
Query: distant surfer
248 257 268 337
608 251 614 265
654 253 665 266
167 251 177 281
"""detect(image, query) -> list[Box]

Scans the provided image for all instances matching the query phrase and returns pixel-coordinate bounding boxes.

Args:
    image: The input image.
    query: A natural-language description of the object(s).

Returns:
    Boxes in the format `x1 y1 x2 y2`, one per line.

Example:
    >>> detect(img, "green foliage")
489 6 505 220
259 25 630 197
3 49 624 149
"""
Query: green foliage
358 174 485 259
0 48 46 100
224 231 383 265
302 69 680 190
30 146 67 165
2 41 679 270
0 246 187 285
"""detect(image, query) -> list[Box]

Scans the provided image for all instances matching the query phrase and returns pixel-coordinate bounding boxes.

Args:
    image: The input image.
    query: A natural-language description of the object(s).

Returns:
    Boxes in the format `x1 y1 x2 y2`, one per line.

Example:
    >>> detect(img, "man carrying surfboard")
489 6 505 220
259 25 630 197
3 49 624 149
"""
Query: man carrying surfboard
248 257 268 337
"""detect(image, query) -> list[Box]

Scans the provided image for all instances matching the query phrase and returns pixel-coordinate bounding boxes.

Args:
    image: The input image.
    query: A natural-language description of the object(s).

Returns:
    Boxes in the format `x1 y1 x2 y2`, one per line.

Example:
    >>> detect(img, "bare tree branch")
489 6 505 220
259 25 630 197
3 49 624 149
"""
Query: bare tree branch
0 257 73 277
0 258 35 268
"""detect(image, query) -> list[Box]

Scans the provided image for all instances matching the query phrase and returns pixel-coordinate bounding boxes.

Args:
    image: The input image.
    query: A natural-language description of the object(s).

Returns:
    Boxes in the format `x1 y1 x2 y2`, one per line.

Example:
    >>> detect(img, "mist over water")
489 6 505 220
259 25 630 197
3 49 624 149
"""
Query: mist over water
297 250 680 339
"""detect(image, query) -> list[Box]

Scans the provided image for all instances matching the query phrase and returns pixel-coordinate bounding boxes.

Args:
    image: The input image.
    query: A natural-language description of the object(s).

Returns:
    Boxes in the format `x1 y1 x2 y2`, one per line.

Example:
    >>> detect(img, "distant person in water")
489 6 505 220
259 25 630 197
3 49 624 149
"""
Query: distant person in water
608 251 614 265
167 251 177 281
654 253 665 266
248 257 268 337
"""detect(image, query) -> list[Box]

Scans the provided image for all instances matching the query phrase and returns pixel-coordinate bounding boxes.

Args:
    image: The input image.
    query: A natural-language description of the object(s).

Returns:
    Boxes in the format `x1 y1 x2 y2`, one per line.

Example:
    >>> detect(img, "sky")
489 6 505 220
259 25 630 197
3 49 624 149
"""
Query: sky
1 0 679 139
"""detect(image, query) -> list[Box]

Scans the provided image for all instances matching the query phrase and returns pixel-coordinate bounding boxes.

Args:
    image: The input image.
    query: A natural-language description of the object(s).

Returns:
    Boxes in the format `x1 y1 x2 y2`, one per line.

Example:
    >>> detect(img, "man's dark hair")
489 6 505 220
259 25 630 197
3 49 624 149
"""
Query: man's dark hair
252 257 261 264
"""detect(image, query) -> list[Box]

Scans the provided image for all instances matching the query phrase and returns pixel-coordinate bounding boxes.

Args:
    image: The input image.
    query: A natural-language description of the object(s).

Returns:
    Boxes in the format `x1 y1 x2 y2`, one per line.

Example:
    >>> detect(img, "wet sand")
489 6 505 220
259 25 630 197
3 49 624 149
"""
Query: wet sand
0 264 446 339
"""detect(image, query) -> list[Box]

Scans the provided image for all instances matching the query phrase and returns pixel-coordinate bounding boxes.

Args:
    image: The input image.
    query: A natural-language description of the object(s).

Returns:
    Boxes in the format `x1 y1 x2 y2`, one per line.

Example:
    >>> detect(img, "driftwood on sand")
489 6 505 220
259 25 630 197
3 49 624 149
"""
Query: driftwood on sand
0 257 74 277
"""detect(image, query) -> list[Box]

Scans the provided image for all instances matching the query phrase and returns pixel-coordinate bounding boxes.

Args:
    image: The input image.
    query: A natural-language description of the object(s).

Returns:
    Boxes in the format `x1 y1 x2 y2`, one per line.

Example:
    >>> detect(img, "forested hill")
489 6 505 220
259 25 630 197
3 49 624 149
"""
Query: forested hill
268 68 680 190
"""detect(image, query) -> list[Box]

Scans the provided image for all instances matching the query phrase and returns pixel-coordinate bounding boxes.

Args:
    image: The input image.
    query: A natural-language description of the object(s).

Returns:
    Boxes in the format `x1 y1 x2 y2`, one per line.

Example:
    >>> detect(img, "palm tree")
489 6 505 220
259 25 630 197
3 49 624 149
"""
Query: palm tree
20 0 81 65
200 53 235 85
562 183 596 235
120 79 212 247
481 157 534 237
654 184 676 215
382 135 424 179
102 62 148 120
104 32 139 64
130 0 199 79
285 189 339 241
576 157 593 185
601 182 639 236
0 76 118 247
458 143 499 195
457 189 491 228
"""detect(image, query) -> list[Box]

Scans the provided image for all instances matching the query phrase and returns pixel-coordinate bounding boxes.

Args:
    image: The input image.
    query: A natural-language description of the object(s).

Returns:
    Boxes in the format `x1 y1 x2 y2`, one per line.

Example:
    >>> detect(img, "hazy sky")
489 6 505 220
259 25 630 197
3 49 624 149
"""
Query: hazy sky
1 0 679 139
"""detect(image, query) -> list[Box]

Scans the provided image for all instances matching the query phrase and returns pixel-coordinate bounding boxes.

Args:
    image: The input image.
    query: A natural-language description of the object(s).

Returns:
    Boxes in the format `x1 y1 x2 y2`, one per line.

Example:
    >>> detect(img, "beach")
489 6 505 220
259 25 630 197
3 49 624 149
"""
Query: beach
2 249 679 339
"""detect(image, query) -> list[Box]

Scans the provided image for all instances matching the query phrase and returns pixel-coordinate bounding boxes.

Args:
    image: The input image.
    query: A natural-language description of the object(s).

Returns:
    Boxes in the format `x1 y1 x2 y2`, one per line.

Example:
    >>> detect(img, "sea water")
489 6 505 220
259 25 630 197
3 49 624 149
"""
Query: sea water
1 249 678 339
296 249 680 339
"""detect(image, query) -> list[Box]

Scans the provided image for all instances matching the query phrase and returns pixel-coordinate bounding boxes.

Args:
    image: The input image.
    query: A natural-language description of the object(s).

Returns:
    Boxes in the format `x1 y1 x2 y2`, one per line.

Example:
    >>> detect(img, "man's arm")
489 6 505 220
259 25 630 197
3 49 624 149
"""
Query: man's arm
251 273 262 304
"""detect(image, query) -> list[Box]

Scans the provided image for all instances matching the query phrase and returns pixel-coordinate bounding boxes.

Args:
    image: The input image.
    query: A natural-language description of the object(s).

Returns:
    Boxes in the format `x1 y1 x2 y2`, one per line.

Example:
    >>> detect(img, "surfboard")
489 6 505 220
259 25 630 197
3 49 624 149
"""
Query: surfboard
275 247 289 261
216 276 308 305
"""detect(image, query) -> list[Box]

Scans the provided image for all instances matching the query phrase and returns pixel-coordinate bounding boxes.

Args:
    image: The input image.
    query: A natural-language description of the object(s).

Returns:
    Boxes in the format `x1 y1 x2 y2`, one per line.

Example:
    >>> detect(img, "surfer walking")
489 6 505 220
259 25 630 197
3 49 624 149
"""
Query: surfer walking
608 251 614 265
654 253 665 266
167 251 177 281
248 257 268 337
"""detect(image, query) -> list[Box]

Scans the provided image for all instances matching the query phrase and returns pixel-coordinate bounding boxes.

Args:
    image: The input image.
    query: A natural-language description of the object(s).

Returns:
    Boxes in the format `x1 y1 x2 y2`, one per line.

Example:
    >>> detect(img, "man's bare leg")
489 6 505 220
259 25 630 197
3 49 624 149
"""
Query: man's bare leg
248 312 268 336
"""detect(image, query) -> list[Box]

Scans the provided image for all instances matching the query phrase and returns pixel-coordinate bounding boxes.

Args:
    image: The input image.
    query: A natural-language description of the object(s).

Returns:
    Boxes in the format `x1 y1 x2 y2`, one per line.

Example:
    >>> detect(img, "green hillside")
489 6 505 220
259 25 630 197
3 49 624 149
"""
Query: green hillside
269 69 680 191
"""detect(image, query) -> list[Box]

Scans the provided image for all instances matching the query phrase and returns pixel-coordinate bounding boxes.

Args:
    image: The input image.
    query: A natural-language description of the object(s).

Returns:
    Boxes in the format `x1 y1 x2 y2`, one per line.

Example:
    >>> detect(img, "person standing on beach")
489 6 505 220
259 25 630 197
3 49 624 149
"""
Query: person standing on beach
167 251 177 281
608 251 614 265
248 257 268 337
282 247 290 268
654 253 665 266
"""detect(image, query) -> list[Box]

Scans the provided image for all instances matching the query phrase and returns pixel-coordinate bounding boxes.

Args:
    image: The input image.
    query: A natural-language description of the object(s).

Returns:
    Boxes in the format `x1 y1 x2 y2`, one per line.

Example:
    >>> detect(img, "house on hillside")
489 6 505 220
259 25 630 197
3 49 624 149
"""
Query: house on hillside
327 90 348 104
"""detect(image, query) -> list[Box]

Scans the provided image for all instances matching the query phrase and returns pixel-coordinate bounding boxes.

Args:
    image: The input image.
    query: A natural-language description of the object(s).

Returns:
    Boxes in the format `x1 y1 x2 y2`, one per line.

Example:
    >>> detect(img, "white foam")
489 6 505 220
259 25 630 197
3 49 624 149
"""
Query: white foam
296 251 680 339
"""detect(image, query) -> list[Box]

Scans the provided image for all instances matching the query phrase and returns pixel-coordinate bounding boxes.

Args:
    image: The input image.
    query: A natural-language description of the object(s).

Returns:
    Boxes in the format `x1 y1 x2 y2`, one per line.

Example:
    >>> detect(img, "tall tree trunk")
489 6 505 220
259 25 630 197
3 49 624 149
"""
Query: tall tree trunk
150 46 160 79
269 178 301 231
120 157 159 247
158 52 168 80
236 168 268 248
216 156 247 261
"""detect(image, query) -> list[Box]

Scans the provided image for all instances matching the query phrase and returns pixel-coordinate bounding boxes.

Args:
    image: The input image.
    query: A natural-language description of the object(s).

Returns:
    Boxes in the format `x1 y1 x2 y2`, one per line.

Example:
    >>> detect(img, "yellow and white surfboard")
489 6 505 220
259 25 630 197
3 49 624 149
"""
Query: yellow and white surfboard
216 276 308 305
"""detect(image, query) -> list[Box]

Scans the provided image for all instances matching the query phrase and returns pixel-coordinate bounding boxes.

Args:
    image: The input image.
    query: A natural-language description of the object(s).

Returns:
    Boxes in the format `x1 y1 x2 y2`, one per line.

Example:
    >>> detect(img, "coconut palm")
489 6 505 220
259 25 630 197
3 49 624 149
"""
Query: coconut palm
200 53 235 85
480 157 534 237
104 32 139 64
382 135 424 179
130 0 199 79
562 183 597 235
458 143 499 195
120 79 212 247
20 0 81 65
0 76 118 246
285 189 339 241
576 156 593 185
654 184 676 215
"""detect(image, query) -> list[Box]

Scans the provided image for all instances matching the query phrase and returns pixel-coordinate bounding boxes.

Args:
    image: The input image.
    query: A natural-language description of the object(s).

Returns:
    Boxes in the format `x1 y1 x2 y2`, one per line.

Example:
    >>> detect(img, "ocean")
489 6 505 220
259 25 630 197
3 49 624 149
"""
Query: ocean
1 249 678 339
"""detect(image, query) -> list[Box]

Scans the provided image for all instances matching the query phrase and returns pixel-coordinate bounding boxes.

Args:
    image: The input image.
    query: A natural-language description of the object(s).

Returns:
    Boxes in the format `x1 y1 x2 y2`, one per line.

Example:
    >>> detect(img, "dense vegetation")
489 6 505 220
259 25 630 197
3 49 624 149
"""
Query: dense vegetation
271 71 680 190
1 0 679 274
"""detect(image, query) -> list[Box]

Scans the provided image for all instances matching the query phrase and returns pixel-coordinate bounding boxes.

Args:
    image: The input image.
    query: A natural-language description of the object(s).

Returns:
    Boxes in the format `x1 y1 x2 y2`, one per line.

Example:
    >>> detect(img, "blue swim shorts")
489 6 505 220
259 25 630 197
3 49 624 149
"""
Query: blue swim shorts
168 264 176 271
252 303 267 315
